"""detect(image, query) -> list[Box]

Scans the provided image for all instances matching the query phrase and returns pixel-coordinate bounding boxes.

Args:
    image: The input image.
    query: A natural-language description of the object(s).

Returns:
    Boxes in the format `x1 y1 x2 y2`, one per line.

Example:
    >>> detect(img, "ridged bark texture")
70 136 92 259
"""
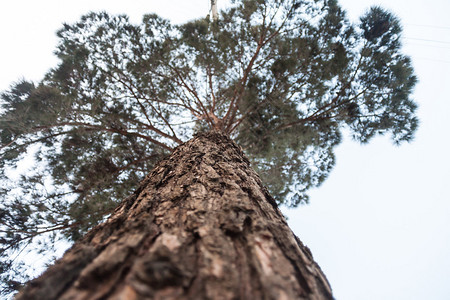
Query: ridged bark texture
16 131 333 300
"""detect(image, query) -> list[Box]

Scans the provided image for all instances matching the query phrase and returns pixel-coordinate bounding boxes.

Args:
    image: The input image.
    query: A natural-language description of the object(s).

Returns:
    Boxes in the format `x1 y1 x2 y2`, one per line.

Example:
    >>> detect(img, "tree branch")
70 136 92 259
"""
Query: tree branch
106 69 183 145
169 66 216 128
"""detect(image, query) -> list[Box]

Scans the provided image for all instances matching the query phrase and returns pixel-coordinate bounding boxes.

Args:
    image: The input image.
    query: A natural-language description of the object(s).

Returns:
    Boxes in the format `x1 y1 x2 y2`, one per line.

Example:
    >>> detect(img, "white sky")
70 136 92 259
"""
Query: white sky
1 1 449 299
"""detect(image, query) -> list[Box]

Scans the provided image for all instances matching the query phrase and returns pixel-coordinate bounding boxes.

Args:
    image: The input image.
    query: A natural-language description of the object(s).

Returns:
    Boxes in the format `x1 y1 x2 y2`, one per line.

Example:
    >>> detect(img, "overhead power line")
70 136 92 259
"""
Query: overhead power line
404 41 450 50
405 37 450 45
414 57 450 64
406 23 450 30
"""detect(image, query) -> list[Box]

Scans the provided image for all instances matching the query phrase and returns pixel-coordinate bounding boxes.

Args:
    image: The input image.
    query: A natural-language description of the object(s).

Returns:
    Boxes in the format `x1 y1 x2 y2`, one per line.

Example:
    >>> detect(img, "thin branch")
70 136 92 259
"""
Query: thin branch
1 130 76 157
223 33 266 132
169 66 215 128
119 77 181 143
142 67 205 117
224 2 299 133
28 122 175 151
207 66 217 112
106 69 183 144
0 222 81 254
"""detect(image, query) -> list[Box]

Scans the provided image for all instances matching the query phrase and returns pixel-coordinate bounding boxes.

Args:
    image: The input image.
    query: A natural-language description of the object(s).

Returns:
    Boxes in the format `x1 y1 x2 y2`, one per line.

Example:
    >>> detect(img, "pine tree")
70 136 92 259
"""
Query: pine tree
15 132 333 299
0 0 417 296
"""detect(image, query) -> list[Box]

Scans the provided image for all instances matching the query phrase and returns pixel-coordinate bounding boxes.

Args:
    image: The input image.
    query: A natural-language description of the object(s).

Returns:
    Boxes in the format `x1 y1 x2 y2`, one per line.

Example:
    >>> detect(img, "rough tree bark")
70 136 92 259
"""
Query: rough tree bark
16 131 332 300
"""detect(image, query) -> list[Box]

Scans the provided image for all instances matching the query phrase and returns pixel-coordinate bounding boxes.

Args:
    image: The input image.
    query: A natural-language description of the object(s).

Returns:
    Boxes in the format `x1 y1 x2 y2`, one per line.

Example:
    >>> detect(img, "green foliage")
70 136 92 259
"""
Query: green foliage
0 1 417 293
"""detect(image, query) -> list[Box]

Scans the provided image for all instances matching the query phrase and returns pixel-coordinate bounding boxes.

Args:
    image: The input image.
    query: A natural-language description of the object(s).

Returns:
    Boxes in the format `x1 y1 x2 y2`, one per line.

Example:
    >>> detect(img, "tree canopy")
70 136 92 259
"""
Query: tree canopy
0 0 417 294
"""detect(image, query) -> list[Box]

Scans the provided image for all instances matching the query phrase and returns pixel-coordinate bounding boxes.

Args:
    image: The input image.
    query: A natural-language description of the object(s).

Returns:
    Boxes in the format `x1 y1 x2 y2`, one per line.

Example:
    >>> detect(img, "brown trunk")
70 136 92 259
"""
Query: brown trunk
16 132 332 300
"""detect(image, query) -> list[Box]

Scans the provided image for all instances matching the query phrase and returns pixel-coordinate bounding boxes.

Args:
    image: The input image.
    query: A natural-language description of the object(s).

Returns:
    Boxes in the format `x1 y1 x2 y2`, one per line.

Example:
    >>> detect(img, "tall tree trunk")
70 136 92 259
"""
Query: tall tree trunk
211 0 218 21
16 132 332 300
